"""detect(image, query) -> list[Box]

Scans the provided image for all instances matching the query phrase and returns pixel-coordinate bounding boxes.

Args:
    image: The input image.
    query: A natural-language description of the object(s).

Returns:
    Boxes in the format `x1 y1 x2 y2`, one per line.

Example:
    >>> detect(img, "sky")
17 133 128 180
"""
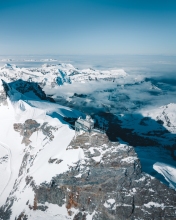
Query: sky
0 0 176 56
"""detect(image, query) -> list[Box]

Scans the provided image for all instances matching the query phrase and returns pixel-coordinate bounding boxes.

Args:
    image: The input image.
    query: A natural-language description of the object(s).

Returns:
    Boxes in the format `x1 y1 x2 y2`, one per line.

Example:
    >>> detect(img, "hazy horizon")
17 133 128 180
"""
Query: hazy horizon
1 54 176 75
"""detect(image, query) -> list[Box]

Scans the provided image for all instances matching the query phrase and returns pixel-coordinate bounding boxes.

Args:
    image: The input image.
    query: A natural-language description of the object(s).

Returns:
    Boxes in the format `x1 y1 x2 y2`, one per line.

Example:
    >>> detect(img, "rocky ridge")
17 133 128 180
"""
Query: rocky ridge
1 131 176 219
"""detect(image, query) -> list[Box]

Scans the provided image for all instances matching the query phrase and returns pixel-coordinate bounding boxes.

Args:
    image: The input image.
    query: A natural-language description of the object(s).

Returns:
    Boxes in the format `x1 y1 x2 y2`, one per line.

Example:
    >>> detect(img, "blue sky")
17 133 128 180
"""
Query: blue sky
0 0 176 55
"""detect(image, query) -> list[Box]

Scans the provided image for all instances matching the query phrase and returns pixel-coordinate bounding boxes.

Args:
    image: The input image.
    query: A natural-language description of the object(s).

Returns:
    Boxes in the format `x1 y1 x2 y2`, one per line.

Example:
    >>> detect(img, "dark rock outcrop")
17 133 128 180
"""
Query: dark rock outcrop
30 132 176 219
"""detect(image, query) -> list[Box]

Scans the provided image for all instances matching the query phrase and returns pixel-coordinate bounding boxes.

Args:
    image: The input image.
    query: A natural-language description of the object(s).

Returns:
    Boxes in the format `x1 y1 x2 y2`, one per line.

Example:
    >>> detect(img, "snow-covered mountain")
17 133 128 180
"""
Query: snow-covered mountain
0 80 83 219
0 63 127 88
0 63 176 219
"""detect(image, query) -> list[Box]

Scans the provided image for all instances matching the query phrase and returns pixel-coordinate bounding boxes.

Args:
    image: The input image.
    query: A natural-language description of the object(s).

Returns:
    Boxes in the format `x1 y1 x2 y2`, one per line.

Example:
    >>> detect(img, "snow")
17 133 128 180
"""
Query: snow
135 146 176 189
30 142 85 185
88 147 102 162
0 63 128 88
13 100 46 121
89 147 95 154
14 202 72 220
153 162 176 190
0 99 24 206
104 199 115 208
92 155 102 162
0 144 11 198
86 211 97 220
116 144 130 151
0 92 83 218
140 103 176 134
10 186 35 220
27 100 82 119
135 176 146 182
121 156 138 163
75 173 82 178
144 201 165 209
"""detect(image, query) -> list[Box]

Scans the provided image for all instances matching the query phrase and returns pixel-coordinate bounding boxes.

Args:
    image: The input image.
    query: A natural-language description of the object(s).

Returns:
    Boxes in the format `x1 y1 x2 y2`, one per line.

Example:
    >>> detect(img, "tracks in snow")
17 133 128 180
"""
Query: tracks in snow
0 142 12 199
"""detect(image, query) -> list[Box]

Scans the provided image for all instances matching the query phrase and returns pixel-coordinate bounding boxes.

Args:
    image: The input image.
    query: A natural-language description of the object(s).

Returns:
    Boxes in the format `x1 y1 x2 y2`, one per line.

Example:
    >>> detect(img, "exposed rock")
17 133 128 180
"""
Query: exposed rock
0 80 8 106
30 133 176 219
8 80 55 102
16 212 28 220
0 155 8 164
14 120 40 146
48 158 63 164
13 120 58 146
0 89 7 106
1 128 176 219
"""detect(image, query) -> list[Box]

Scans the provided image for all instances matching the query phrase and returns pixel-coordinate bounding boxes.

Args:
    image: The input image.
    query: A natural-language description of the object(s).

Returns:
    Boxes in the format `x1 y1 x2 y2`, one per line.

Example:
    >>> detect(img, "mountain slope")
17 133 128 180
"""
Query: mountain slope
0 63 176 219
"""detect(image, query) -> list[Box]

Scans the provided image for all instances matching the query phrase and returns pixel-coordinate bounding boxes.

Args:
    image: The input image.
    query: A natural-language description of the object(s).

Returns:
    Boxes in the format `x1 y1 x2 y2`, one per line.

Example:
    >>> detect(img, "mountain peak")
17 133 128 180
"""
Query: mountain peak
2 63 18 70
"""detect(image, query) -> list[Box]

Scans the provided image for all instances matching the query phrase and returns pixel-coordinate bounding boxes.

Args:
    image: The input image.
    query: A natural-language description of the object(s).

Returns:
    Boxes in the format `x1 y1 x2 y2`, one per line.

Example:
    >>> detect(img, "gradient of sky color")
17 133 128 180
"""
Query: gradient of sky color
0 0 176 55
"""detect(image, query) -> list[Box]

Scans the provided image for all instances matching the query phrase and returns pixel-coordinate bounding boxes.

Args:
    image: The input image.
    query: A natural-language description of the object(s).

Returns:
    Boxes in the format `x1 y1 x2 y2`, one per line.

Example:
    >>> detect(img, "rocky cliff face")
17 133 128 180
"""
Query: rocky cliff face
1 131 176 220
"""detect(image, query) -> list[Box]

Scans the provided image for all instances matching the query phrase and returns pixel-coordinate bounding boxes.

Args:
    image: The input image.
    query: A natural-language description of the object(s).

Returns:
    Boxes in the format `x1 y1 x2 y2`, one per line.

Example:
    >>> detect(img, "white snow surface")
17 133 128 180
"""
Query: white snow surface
121 156 138 163
104 199 116 209
144 201 165 209
153 162 176 189
0 63 128 87
0 93 84 219
141 103 176 133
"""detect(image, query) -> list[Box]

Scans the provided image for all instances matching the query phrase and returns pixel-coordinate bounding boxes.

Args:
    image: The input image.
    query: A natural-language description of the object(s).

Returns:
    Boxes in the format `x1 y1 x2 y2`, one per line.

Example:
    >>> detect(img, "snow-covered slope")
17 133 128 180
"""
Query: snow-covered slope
141 103 176 134
153 162 176 189
0 81 86 219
